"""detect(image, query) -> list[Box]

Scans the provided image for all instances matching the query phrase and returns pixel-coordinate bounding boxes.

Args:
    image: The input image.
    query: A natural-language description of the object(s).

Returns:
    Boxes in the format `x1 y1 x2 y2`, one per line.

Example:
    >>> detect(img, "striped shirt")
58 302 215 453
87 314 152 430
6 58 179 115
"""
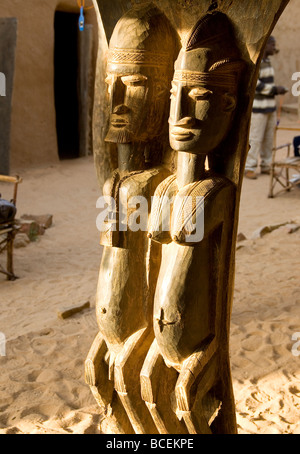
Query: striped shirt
252 58 277 114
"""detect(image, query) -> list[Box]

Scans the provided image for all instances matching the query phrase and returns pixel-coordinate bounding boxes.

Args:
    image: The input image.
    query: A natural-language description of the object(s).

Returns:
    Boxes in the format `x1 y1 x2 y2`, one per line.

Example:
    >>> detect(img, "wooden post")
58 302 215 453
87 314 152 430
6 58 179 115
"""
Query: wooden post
88 0 290 434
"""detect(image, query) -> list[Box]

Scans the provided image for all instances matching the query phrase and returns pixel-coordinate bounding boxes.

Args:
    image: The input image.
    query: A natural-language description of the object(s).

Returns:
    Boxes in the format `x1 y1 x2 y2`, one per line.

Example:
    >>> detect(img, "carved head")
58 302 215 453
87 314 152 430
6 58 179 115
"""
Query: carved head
105 3 178 145
169 12 244 155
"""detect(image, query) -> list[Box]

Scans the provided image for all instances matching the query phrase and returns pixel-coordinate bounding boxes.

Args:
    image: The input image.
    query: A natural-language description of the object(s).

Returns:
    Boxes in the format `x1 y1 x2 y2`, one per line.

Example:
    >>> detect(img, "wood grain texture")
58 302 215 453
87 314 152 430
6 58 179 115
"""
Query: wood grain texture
88 0 290 434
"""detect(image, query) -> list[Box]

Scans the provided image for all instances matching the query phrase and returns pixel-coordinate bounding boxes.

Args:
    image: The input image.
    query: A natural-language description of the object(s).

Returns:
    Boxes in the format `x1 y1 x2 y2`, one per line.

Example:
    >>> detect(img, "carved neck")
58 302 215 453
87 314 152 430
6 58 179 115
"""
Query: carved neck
117 143 145 173
176 152 206 189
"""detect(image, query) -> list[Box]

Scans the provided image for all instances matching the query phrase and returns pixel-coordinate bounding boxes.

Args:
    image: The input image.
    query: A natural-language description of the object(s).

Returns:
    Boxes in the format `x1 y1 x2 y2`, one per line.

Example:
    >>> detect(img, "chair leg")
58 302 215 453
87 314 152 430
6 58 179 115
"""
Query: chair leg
268 166 275 198
6 231 16 281
286 167 290 191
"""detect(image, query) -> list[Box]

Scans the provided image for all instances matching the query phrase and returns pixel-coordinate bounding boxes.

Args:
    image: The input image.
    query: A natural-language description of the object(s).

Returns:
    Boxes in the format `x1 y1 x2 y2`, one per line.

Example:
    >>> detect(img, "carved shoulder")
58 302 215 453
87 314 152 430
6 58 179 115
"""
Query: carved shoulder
100 167 170 248
148 174 178 244
120 166 170 200
102 170 120 198
171 176 235 245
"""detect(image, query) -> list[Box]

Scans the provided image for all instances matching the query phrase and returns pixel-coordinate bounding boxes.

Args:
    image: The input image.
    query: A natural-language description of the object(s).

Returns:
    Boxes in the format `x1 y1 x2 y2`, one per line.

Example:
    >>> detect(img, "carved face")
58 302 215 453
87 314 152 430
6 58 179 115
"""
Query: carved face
105 62 170 144
169 49 237 154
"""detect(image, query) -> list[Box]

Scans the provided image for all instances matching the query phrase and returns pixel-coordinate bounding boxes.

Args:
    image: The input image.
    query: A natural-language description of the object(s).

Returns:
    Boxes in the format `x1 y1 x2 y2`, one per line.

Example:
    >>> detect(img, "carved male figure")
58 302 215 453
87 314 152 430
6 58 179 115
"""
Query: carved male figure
141 11 244 434
85 3 178 434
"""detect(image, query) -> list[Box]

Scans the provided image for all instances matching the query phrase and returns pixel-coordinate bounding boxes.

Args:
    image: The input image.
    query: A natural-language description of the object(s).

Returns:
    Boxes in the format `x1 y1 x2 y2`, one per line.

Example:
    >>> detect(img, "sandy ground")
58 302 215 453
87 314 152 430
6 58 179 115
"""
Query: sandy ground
1 114 300 434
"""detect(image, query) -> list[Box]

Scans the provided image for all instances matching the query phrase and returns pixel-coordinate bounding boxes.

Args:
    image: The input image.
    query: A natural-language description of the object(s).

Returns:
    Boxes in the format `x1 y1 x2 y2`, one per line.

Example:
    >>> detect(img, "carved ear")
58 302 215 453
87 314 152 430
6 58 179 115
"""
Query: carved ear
222 93 237 112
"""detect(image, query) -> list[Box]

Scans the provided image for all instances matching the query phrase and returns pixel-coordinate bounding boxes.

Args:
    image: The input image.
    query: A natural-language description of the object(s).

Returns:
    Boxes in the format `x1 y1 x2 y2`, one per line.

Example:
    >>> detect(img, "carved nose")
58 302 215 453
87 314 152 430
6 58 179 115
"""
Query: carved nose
175 117 195 128
113 104 129 115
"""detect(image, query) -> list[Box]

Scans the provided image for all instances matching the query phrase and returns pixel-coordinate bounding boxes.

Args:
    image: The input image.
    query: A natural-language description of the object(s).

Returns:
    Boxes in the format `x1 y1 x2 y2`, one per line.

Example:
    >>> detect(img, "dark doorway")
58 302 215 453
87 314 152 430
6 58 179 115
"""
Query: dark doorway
0 18 17 174
54 11 79 160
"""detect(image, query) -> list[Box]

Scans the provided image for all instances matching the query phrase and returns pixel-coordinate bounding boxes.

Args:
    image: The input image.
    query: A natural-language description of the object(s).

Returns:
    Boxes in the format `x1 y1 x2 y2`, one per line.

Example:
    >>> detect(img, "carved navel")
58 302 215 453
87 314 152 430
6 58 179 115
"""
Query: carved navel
156 308 176 333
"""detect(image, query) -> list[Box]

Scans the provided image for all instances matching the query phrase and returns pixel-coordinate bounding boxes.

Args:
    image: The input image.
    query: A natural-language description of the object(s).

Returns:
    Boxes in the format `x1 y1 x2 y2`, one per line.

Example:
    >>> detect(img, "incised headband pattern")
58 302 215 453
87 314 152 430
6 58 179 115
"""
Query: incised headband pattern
107 49 171 68
173 61 242 89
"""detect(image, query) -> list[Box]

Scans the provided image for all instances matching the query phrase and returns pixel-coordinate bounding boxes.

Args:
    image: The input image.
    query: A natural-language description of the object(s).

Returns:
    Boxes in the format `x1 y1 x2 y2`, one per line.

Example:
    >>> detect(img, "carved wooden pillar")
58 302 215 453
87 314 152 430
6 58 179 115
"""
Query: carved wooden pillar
88 0 290 434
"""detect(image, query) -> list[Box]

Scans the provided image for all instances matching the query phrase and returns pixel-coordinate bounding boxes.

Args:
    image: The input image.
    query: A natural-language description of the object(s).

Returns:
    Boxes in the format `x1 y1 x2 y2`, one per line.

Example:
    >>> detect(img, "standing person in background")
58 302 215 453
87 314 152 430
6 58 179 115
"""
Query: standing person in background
245 36 288 179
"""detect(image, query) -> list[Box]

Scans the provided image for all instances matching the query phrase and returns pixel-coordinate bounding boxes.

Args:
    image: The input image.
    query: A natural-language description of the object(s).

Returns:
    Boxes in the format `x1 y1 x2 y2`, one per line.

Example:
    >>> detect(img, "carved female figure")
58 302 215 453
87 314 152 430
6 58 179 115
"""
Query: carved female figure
85 3 178 434
141 11 244 434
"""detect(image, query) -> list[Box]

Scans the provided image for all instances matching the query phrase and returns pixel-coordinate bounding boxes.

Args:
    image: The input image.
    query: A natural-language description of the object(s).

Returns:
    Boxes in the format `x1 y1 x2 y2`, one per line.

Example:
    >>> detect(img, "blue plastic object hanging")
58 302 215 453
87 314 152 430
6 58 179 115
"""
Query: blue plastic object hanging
79 6 85 31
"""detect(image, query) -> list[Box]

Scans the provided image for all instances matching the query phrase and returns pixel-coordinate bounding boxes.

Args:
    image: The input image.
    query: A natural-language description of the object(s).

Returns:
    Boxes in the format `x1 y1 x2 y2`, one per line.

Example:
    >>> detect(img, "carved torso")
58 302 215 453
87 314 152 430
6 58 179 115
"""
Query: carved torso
149 173 236 367
96 166 170 347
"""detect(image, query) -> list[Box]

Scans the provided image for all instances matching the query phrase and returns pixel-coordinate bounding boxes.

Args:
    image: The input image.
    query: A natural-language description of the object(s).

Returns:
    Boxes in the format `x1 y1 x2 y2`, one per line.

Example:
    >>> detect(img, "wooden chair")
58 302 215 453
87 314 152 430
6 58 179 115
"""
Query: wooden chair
0 175 22 280
268 127 300 198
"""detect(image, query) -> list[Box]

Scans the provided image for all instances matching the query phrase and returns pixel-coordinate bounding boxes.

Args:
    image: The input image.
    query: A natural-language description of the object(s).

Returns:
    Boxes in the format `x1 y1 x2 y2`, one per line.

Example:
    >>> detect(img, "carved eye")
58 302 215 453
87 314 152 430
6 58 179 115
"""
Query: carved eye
189 88 212 101
121 75 147 86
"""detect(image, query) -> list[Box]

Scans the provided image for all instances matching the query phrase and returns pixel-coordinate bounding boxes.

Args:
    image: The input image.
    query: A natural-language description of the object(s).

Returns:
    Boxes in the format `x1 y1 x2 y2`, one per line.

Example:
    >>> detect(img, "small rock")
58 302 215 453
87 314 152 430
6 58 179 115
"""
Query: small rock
251 222 290 239
57 301 90 320
17 220 42 241
286 223 300 234
14 233 30 248
237 232 247 242
276 223 300 234
251 226 271 239
21 214 53 229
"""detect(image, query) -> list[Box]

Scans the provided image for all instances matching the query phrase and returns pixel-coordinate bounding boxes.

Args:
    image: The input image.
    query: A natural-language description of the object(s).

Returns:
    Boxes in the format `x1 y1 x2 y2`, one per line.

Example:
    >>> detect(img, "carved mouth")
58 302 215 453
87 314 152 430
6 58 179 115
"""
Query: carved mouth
111 119 128 128
170 127 193 141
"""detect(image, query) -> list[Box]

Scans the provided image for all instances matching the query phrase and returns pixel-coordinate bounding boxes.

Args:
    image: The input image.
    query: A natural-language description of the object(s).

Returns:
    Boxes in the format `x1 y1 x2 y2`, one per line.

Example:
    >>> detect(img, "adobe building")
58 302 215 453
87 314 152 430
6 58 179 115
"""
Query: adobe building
0 0 299 175
0 0 98 173
272 0 300 109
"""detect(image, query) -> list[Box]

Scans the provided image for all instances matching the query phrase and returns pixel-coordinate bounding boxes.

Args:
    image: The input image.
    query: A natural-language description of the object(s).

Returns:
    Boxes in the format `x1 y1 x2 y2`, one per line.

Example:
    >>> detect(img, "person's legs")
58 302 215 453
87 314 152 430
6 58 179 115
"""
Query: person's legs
245 113 268 173
260 111 277 173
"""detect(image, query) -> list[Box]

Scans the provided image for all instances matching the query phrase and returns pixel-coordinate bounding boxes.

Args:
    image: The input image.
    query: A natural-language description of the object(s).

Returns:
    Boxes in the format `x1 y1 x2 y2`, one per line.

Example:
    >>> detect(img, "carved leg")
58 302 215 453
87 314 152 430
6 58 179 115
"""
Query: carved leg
209 352 237 434
85 332 114 407
141 340 168 433
140 339 188 434
175 347 220 434
114 328 159 434
178 360 217 435
181 411 212 435
85 332 134 434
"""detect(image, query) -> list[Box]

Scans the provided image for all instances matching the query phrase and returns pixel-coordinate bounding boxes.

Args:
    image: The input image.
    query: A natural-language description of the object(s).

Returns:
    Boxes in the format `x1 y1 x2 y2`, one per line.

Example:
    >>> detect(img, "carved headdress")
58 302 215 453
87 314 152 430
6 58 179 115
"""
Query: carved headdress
107 2 178 76
175 11 244 91
105 3 179 155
